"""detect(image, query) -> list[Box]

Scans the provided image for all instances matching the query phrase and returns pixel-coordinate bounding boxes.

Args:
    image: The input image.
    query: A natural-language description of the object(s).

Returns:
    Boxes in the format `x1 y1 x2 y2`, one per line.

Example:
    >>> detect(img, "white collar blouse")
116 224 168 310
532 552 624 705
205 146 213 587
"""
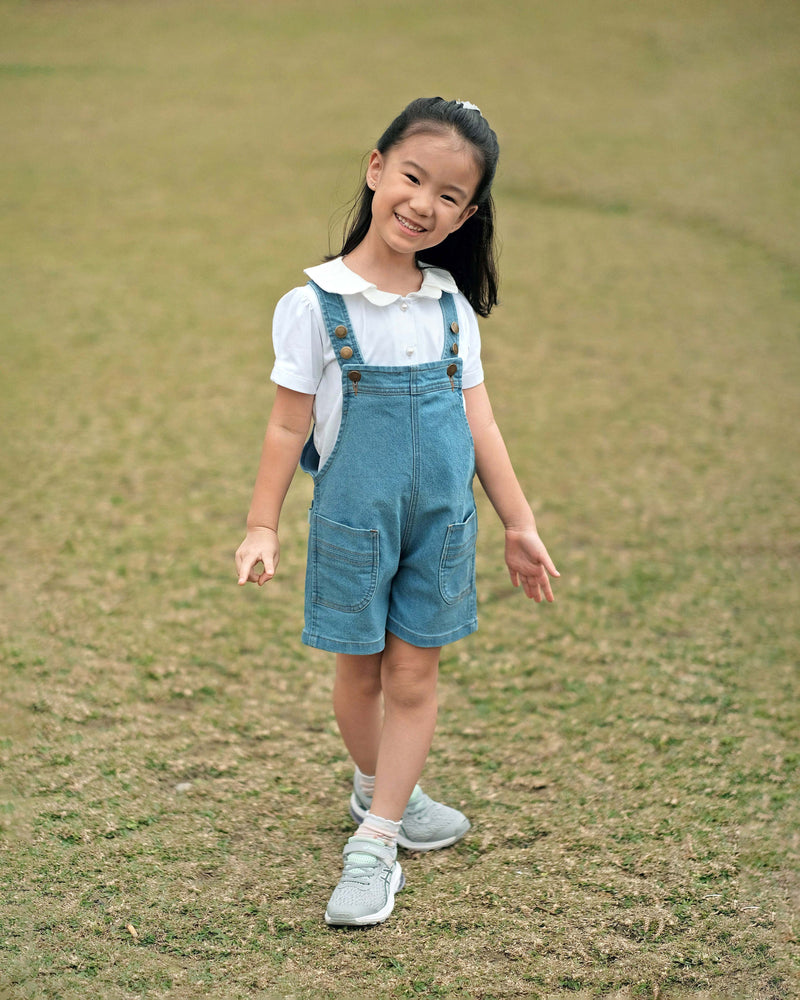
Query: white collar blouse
269 257 484 469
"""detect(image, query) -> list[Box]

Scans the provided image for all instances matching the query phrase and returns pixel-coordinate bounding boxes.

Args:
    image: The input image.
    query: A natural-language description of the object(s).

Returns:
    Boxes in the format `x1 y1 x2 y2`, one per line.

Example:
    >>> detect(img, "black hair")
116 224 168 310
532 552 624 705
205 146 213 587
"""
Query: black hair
328 97 500 317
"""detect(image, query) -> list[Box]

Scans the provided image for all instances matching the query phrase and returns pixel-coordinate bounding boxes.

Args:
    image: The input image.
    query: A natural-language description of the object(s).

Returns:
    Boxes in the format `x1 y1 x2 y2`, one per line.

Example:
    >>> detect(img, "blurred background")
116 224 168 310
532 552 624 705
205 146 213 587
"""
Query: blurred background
1 2 798 998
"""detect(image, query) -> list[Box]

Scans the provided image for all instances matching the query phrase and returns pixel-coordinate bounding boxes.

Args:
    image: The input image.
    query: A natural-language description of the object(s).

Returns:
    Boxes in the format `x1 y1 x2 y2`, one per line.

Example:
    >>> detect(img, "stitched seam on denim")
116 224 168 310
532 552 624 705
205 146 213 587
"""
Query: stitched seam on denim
387 614 477 643
309 371 354 485
311 516 379 613
316 542 374 565
438 514 477 605
333 376 461 397
302 630 386 652
400 382 419 553
313 564 378 612
338 360 456 375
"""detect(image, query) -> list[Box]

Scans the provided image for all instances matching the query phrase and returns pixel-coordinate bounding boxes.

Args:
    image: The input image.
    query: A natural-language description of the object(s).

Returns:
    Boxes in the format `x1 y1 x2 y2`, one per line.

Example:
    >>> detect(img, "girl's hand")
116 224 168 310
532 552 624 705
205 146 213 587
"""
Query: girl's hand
504 528 560 603
235 528 280 586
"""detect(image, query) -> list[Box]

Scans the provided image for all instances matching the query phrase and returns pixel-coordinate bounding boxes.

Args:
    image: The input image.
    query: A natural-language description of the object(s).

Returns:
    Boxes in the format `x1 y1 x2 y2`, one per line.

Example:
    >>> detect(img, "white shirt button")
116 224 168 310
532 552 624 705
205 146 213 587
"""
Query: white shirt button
400 301 409 312
406 345 416 357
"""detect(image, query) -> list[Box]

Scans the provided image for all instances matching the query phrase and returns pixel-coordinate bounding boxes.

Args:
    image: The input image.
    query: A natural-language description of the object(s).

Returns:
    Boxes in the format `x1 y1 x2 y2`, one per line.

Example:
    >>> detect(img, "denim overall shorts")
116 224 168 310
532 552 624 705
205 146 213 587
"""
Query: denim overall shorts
300 280 478 656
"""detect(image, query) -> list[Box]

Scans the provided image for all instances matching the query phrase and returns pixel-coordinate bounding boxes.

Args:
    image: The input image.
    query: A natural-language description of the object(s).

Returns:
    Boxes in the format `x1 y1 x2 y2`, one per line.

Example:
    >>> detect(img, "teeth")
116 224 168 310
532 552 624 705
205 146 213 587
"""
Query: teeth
397 214 424 232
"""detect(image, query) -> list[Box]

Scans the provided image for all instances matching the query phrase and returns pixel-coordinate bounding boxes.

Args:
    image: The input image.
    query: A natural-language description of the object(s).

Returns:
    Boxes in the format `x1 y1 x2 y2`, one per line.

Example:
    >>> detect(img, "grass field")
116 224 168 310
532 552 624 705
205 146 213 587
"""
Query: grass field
1 1 799 998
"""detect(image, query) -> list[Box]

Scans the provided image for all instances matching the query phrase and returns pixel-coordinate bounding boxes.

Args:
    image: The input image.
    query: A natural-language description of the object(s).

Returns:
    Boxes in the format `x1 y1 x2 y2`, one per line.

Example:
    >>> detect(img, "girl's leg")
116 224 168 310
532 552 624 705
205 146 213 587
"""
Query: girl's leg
371 633 440 822
333 649 383 776
333 634 440 822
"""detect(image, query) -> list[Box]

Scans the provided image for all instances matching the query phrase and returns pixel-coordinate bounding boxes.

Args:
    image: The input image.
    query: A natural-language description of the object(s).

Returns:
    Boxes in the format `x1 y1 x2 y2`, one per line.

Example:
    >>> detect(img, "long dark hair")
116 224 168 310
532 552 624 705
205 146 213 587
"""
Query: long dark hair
329 97 500 317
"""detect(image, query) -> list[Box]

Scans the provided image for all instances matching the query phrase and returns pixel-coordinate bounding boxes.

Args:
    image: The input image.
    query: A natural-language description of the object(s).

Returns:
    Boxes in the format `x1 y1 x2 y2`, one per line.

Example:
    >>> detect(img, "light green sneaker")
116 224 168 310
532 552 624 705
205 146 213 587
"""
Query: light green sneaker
324 837 405 927
349 783 471 851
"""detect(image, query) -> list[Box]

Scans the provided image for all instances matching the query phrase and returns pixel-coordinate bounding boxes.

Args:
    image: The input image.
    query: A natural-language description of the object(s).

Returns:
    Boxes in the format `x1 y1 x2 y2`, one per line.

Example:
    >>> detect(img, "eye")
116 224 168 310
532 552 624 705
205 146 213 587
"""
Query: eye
442 194 457 204
405 173 420 185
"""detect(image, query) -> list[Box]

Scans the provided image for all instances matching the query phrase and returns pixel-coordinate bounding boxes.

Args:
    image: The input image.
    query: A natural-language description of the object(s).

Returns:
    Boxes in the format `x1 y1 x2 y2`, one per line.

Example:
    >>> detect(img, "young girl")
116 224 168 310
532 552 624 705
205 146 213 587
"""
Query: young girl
235 97 558 927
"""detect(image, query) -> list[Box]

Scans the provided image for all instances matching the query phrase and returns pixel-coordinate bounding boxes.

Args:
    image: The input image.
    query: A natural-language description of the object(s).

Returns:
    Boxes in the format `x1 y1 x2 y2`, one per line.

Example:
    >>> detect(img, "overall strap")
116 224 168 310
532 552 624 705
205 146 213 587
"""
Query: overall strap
438 292 461 362
307 280 366 367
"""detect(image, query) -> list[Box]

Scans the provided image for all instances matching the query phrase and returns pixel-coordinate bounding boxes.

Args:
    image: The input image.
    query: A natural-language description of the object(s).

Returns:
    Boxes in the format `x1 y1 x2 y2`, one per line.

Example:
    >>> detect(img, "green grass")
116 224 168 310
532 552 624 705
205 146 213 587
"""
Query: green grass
1 0 799 997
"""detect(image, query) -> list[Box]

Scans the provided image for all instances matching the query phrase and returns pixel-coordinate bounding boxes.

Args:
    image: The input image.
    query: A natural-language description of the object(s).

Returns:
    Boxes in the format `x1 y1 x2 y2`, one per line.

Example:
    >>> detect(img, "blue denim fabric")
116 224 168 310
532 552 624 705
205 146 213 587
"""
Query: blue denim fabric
300 281 477 654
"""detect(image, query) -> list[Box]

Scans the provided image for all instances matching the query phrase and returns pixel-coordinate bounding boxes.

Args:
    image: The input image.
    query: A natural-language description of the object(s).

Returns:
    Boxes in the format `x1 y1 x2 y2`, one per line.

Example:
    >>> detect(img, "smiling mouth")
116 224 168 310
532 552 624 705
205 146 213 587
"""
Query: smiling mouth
395 213 426 234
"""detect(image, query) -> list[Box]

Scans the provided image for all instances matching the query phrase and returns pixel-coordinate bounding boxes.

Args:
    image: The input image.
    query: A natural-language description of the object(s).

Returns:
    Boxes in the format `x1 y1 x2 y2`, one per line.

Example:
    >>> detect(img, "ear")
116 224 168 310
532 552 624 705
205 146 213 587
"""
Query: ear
365 149 383 191
451 203 479 233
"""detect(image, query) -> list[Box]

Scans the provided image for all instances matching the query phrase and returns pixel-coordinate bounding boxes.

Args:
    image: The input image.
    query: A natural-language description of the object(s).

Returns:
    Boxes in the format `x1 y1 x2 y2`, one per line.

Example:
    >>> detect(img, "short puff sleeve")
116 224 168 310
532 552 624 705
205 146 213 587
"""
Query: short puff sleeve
270 287 324 395
457 297 484 390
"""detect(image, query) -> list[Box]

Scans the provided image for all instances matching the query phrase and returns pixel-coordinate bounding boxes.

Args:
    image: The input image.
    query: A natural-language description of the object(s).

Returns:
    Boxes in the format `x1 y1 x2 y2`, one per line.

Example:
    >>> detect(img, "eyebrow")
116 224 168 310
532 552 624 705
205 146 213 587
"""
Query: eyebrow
400 159 471 201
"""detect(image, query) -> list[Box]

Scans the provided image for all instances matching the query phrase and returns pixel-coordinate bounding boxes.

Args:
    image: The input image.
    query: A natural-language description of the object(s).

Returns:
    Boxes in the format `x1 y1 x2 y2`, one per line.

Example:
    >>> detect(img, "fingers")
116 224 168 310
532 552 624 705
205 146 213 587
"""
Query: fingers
239 559 276 586
543 555 560 578
236 550 277 586
536 543 560 579
522 575 542 602
518 565 557 603
238 563 273 586
521 546 559 601
256 562 275 586
521 577 549 602
505 533 560 599
236 550 254 585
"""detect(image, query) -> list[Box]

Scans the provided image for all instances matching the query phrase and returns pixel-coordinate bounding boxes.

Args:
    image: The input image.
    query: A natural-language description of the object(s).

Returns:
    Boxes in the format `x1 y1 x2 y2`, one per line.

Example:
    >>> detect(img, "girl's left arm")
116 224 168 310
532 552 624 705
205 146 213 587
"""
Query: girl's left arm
464 382 559 602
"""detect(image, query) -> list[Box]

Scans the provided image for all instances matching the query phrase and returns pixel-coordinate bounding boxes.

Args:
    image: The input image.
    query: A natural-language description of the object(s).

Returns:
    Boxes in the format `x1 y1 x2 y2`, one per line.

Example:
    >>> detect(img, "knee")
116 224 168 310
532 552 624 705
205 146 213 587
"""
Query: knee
337 669 382 703
382 658 438 711
334 654 382 703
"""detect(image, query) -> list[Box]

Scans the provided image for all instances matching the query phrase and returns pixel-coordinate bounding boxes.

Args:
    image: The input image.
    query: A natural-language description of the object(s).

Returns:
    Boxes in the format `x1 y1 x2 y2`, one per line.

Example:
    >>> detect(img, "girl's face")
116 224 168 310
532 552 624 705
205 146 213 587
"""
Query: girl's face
365 131 481 260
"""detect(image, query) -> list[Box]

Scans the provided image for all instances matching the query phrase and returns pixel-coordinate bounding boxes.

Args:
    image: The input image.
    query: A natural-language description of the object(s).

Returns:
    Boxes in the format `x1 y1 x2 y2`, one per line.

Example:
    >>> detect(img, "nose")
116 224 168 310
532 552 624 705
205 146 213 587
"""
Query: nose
409 187 434 216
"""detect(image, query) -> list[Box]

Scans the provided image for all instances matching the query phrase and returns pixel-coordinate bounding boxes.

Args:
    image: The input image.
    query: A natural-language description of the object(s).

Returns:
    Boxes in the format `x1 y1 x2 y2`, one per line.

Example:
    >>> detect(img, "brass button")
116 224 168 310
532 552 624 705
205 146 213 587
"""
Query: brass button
446 363 458 377
334 325 348 339
348 370 362 384
450 321 459 334
451 342 459 355
340 346 354 360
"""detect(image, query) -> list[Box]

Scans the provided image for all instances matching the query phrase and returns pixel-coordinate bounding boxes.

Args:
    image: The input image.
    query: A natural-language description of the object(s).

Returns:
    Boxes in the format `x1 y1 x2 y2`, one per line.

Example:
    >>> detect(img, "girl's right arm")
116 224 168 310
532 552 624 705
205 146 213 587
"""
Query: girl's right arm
235 385 315 586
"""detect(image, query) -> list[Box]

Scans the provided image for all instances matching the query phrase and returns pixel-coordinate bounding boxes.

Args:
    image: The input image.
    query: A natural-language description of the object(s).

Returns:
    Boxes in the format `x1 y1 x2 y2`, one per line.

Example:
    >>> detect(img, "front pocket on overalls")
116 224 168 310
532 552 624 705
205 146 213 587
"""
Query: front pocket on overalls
310 512 380 613
438 510 478 605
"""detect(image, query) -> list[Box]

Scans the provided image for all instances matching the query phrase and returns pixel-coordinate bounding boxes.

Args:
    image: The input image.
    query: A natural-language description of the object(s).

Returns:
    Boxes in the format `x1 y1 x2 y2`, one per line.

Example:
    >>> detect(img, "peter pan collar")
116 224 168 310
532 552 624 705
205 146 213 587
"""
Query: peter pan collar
304 257 458 306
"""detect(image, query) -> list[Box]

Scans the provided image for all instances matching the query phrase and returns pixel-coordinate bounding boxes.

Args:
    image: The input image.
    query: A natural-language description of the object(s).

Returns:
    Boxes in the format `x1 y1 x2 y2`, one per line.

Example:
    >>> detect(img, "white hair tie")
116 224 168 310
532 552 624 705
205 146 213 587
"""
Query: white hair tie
455 100 482 115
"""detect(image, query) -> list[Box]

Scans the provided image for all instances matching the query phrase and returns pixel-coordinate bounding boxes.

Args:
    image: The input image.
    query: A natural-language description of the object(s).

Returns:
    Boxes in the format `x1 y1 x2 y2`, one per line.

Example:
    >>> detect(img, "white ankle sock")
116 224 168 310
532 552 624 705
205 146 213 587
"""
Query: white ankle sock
354 765 375 799
356 811 401 847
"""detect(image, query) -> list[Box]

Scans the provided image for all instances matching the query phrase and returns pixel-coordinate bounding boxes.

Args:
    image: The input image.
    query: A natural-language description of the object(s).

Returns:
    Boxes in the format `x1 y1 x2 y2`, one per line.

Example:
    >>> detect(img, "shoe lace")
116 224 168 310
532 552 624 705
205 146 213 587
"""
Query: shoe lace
405 791 435 817
341 853 380 885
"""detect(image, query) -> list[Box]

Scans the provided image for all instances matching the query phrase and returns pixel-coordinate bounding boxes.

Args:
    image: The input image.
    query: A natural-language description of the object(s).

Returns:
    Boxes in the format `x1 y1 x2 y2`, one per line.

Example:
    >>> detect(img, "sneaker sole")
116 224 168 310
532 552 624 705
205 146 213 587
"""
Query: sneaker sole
349 793 471 852
324 863 405 927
